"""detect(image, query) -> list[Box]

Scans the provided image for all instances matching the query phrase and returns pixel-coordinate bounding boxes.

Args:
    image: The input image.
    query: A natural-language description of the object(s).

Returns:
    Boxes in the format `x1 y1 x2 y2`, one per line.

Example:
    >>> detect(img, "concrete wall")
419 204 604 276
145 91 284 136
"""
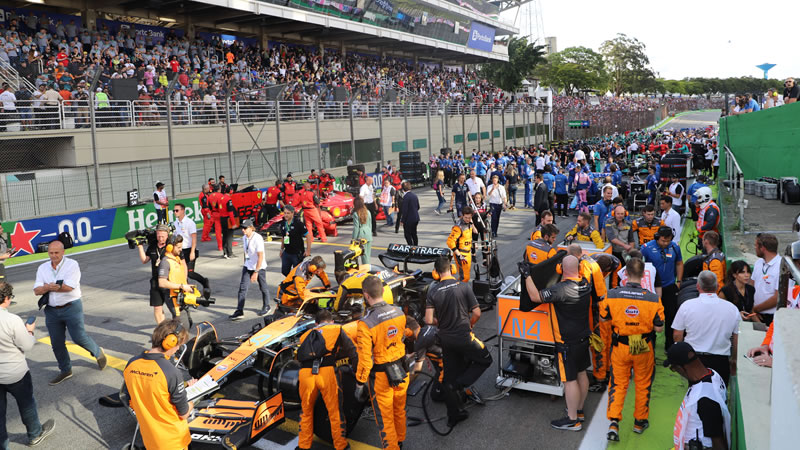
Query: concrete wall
770 308 800 450
0 110 545 169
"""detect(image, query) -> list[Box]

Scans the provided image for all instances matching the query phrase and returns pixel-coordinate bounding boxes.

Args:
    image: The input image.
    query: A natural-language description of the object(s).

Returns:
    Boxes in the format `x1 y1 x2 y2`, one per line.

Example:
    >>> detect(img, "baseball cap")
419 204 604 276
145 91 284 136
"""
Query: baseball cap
286 172 293 178
155 181 164 188
662 342 698 367
241 218 255 229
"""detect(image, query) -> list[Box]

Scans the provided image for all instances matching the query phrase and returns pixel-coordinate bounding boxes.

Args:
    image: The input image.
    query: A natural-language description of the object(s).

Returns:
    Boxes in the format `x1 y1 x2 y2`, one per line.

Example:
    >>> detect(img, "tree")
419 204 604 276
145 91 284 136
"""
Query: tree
537 46 607 95
480 37 547 92
599 33 655 95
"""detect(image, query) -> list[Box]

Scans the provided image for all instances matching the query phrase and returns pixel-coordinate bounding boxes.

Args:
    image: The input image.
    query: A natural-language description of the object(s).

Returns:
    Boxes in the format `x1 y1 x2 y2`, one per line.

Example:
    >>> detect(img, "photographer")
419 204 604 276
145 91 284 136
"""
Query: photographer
136 225 175 324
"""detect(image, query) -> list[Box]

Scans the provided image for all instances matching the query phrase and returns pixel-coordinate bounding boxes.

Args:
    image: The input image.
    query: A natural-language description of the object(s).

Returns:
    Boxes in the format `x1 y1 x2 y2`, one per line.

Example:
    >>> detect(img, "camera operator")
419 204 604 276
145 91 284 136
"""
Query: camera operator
137 225 175 324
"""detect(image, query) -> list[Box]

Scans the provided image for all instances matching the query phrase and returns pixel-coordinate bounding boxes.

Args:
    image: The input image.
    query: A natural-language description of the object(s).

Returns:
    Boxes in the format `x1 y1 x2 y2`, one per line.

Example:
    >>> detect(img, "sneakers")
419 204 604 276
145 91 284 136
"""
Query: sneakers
550 416 581 431
257 307 270 317
96 349 107 370
434 209 441 215
29 419 55 446
464 386 484 405
229 311 244 320
564 408 585 422
49 371 72 386
633 419 649 434
607 420 620 441
446 409 469 428
222 255 230 260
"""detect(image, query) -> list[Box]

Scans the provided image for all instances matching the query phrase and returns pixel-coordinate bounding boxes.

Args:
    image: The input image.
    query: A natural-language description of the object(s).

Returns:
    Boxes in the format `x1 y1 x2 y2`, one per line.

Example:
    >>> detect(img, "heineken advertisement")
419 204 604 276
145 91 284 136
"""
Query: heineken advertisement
0 196 203 256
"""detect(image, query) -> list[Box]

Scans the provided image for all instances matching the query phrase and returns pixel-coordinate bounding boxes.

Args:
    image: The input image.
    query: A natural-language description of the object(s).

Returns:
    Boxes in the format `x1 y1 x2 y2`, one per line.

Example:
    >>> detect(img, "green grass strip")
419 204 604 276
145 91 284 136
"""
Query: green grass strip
5 238 128 267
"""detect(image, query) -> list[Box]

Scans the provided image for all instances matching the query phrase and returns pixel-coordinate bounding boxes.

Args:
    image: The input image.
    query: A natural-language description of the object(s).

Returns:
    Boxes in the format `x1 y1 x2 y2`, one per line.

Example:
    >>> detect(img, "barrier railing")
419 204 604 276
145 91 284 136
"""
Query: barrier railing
0 100 549 132
723 145 746 232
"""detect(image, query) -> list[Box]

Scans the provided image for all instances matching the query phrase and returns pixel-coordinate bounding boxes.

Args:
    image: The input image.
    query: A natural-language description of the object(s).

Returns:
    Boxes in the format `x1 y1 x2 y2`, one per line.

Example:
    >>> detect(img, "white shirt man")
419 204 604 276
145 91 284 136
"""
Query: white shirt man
752 254 780 316
627 142 638 154
574 149 586 162
231 220 269 319
602 182 619 200
243 230 267 271
661 207 682 244
618 261 659 294
535 156 545 171
33 256 81 307
0 88 16 111
359 182 374 204
669 181 684 207
466 175 485 197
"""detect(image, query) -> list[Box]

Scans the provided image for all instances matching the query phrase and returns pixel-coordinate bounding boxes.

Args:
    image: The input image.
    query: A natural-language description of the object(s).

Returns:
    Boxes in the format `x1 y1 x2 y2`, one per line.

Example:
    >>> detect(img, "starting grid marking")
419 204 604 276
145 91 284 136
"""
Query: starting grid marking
41 338 379 449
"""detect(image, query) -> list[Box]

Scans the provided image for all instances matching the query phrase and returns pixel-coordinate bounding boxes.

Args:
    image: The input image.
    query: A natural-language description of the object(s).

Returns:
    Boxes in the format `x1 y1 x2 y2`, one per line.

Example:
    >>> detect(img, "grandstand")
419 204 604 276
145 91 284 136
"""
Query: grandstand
0 0 539 222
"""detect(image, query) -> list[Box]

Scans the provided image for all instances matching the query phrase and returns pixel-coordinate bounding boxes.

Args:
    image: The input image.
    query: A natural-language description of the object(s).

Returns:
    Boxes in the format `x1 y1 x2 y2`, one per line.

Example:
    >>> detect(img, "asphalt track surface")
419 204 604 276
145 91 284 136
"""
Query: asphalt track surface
4 110 721 450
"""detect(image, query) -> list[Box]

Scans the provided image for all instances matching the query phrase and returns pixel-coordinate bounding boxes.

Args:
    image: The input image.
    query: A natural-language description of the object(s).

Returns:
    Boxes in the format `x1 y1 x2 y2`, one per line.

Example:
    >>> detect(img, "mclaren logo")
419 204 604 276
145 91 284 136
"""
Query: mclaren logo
250 396 285 440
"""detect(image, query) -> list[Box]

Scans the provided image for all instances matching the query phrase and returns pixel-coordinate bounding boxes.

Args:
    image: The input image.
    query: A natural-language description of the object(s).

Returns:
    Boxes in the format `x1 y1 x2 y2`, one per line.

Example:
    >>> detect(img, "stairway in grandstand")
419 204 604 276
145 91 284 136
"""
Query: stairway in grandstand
0 59 36 94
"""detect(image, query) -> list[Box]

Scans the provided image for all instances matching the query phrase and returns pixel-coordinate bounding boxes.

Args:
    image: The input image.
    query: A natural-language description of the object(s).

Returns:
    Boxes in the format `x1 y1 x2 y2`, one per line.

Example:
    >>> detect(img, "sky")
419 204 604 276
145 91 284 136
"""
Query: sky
502 0 793 80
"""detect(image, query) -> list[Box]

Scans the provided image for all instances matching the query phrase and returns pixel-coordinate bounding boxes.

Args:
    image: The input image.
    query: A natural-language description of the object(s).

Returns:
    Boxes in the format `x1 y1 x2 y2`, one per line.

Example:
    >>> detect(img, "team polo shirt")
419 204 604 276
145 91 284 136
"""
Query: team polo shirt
122 352 191 450
426 277 478 345
452 182 469 205
641 240 683 287
538 278 591 344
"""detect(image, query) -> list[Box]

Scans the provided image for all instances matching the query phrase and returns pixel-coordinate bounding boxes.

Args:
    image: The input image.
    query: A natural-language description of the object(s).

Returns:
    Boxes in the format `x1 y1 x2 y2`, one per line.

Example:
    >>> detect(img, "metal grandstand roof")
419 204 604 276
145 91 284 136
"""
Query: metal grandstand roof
89 0 510 63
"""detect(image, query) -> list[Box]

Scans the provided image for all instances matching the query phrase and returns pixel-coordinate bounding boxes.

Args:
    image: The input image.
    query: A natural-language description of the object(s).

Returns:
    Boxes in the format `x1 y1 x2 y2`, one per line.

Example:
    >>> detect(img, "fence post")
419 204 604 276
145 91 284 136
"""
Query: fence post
403 102 409 154
440 106 446 149
348 102 356 163
225 96 234 184
426 102 432 161
524 107 530 147
378 100 384 167
461 106 466 154
512 104 517 147
476 105 481 153
276 100 283 176
89 97 102 208
490 105 495 152
500 105 505 150
315 98 322 170
167 87 177 198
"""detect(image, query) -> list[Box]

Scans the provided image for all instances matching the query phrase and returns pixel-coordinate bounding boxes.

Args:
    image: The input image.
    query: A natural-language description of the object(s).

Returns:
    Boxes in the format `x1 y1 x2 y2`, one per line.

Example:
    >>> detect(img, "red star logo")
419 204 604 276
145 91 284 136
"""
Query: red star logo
10 222 40 256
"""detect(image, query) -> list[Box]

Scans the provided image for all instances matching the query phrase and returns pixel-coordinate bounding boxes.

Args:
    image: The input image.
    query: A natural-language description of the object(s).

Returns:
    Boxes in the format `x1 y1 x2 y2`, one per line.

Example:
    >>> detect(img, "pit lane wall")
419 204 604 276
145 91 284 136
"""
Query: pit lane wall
0 168 394 257
718 102 800 180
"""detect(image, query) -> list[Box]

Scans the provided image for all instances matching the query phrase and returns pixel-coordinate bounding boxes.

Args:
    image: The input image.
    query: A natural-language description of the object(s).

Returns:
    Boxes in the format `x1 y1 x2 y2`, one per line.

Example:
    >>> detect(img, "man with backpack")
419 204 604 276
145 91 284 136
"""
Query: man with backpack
297 309 357 450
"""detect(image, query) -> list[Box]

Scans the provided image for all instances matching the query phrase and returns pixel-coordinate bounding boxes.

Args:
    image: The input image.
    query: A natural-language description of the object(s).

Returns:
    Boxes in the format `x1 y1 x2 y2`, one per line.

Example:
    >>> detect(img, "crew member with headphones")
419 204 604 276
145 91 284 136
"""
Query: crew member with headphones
122 318 196 450
157 234 194 317
278 256 331 309
332 269 393 312
447 206 475 282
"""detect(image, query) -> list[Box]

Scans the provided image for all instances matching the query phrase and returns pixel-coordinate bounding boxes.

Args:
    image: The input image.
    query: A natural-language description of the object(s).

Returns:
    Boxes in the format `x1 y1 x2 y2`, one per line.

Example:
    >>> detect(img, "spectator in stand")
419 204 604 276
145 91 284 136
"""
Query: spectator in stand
784 78 799 104
672 271 740 384
0 84 16 132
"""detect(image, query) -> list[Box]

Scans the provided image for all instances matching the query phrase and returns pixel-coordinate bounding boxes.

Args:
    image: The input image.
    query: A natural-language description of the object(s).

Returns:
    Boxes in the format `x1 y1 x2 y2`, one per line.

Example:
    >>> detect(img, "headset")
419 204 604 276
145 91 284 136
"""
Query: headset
161 321 184 351
165 234 177 254
654 226 672 241
432 269 440 281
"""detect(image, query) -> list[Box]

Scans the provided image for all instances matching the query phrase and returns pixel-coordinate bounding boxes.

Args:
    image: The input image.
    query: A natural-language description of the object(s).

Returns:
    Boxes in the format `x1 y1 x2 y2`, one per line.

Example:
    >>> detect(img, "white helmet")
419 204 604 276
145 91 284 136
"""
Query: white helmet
696 186 713 206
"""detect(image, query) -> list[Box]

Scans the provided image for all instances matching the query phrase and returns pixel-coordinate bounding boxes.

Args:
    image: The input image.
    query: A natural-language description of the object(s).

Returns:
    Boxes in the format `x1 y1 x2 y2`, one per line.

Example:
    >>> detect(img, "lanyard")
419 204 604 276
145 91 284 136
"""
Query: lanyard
762 259 771 276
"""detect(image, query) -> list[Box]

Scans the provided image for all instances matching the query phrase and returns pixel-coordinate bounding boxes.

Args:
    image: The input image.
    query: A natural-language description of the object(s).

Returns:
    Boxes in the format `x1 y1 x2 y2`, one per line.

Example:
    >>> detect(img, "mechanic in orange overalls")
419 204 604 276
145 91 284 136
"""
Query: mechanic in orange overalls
207 184 224 251
447 206 475 282
525 223 558 265
599 258 664 441
631 205 664 246
199 184 213 242
298 182 327 242
355 275 408 450
529 210 555 241
297 309 357 450
278 256 331 308
701 231 725 292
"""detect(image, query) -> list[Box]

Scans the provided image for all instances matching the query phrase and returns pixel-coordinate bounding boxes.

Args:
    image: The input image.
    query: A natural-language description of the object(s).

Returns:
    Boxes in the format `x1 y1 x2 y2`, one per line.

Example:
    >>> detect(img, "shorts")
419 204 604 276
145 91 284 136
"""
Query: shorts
556 339 591 382
149 278 170 307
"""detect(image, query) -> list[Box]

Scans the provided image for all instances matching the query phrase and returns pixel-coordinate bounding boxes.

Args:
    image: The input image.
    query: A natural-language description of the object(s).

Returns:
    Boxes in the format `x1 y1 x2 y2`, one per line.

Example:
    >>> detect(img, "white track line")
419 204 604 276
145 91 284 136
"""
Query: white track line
578 390 610 450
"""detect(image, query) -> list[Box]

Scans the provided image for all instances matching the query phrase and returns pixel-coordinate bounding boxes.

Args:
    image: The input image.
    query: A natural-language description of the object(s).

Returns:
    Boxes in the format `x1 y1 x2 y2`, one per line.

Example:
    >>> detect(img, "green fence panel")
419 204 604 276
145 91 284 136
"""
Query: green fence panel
480 131 490 140
719 103 800 179
391 141 407 152
493 130 501 138
505 127 514 139
413 139 427 149
454 134 464 144
467 133 478 142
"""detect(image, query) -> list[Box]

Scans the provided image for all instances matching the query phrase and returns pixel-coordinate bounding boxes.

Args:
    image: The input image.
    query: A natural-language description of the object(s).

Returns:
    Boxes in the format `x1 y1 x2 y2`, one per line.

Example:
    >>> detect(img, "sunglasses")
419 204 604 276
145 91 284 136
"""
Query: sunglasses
173 209 181 213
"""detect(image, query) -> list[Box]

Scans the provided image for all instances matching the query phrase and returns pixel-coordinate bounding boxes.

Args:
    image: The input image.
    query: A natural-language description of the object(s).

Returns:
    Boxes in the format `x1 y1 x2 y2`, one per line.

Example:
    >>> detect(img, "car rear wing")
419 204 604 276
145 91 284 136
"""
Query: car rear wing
378 244 451 273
